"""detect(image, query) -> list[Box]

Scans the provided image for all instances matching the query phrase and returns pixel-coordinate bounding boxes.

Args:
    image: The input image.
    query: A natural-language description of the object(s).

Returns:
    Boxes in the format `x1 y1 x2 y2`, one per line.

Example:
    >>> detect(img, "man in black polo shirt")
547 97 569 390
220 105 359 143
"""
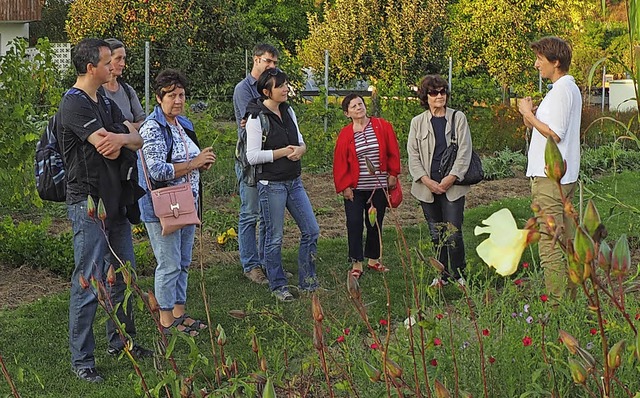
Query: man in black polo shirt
58 38 151 383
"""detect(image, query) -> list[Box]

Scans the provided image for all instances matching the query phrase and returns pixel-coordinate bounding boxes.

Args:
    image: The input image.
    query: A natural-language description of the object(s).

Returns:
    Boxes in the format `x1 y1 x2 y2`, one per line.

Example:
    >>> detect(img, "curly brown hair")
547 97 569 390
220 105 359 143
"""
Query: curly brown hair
417 75 448 109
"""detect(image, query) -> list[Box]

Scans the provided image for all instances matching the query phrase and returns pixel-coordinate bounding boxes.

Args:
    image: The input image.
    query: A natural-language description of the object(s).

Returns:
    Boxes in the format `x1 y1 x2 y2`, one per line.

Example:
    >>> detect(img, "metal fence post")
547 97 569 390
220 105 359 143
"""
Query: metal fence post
324 49 329 135
145 41 150 115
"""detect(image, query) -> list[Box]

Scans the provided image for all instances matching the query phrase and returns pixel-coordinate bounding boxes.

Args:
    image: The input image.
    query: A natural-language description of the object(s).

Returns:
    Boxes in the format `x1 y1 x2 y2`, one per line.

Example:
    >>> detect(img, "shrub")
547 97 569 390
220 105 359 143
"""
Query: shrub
482 148 527 180
0 216 73 276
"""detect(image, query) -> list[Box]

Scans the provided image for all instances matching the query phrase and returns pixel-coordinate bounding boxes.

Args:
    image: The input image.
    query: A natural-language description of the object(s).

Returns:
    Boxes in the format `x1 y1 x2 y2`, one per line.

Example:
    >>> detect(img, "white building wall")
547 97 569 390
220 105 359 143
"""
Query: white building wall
0 22 29 55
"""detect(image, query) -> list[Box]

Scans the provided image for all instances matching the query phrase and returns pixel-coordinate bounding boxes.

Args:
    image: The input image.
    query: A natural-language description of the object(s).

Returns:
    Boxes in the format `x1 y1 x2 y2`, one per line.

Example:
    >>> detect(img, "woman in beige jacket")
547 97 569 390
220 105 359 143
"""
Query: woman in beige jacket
407 74 473 286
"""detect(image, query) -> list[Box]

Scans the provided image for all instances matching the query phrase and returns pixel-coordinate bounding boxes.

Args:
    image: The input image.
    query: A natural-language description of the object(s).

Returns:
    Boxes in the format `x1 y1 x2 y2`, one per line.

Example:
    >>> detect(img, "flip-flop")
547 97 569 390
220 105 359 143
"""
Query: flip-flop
160 317 199 337
367 262 389 273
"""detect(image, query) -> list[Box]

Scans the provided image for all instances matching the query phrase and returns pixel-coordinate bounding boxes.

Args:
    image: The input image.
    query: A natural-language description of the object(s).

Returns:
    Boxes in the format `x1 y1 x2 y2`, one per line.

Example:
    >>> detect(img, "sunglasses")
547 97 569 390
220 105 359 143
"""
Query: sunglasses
260 57 278 66
428 88 447 97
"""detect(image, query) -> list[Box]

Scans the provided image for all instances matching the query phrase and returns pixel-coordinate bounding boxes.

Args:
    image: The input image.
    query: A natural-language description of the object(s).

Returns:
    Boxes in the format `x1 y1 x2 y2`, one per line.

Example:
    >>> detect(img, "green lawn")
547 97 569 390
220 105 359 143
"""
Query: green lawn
1 171 639 397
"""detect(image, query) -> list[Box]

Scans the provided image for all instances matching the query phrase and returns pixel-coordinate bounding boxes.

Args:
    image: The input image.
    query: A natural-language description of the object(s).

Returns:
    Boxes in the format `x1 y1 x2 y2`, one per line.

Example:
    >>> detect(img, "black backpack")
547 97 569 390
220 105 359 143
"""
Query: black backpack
35 114 66 201
235 112 270 187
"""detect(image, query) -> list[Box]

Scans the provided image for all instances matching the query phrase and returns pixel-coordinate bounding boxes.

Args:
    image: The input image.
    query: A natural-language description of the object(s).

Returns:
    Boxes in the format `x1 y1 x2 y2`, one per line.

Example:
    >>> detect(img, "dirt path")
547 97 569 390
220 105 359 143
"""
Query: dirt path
0 175 531 310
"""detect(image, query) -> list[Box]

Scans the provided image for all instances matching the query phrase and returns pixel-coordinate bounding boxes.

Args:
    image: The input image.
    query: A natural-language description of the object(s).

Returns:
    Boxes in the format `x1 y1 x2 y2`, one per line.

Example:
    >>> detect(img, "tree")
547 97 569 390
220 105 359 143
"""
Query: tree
29 0 71 45
298 0 447 85
447 0 595 96
65 0 252 98
0 38 63 207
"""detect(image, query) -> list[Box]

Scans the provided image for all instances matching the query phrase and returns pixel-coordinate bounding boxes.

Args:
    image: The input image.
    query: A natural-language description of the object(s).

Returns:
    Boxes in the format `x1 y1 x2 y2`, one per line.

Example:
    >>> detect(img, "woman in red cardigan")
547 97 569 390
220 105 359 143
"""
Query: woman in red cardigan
333 94 401 279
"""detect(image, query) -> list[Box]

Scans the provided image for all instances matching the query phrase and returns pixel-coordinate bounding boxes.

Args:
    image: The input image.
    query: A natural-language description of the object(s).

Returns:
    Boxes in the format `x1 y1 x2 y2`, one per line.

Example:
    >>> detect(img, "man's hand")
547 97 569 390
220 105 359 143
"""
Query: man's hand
240 118 247 129
95 131 126 157
342 187 354 201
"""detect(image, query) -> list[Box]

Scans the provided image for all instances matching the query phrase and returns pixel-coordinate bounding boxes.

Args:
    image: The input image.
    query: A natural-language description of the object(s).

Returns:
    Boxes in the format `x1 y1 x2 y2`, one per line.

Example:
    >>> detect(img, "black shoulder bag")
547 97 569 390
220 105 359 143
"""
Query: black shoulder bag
439 110 484 185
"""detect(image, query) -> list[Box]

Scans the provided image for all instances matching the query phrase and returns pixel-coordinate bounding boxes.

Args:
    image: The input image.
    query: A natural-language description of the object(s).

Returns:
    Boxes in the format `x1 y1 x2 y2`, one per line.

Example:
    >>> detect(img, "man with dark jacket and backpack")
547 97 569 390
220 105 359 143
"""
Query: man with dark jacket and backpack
233 44 279 285
58 38 152 383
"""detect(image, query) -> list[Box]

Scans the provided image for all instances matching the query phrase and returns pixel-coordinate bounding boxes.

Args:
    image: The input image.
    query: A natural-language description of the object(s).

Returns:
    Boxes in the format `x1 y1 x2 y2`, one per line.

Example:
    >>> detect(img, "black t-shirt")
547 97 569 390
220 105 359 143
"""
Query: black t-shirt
58 87 126 204
430 116 447 182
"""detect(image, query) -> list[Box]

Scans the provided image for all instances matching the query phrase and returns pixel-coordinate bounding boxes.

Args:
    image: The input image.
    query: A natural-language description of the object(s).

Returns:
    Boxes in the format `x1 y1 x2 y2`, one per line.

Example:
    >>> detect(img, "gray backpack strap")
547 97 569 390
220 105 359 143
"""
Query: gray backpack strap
450 110 458 144
258 112 270 144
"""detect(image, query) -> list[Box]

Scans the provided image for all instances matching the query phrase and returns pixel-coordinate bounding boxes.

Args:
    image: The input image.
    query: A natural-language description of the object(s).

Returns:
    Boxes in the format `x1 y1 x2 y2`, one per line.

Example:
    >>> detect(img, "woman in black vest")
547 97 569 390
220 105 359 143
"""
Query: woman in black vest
245 68 320 302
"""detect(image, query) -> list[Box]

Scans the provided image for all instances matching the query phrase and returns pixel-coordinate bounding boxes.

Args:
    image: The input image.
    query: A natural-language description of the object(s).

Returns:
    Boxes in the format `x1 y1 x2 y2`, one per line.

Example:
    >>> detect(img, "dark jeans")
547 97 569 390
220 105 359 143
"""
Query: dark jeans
420 195 466 280
344 189 387 263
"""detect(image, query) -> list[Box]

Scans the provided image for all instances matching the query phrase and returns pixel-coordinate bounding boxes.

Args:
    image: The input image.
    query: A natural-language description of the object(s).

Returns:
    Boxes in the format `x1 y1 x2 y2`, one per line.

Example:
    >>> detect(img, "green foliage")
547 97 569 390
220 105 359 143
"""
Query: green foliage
481 148 527 180
29 0 70 45
298 0 447 84
0 38 63 208
449 74 503 112
581 143 640 183
0 217 73 277
465 105 528 153
447 0 595 92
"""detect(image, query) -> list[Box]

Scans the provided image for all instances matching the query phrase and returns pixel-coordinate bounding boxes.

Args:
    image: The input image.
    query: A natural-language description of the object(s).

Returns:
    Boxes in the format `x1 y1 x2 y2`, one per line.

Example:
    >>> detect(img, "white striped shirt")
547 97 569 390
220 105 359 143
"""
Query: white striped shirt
354 122 388 190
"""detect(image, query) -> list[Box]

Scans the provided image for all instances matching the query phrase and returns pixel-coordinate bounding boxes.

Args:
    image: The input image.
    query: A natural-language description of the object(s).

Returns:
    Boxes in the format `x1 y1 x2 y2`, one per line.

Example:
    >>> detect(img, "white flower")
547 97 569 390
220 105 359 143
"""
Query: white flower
475 208 529 276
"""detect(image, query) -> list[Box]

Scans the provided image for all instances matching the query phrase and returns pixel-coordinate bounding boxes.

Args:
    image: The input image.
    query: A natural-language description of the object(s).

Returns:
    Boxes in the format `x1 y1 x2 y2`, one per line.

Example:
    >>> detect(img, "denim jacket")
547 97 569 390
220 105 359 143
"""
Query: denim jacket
137 106 201 223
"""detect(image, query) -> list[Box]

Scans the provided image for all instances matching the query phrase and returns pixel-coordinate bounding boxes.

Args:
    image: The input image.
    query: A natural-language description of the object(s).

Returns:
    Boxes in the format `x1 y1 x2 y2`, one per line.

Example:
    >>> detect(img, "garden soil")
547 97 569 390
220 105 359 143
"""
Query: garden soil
0 174 531 310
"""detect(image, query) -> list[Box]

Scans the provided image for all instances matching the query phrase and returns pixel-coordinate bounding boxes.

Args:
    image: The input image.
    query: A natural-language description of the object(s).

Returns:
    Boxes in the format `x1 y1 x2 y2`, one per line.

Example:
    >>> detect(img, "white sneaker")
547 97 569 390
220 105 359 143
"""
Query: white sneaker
429 278 448 287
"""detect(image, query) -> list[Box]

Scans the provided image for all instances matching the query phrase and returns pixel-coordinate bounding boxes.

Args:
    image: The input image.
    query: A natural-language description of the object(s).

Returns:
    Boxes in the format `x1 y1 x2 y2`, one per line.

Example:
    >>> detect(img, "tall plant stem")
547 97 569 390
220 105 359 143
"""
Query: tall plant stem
586 283 611 396
196 225 220 382
0 352 20 398
462 287 489 398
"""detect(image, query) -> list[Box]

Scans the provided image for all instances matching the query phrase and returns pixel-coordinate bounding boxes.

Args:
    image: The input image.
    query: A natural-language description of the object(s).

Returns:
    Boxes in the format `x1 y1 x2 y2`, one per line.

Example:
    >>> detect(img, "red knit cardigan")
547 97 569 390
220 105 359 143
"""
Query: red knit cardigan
332 117 401 194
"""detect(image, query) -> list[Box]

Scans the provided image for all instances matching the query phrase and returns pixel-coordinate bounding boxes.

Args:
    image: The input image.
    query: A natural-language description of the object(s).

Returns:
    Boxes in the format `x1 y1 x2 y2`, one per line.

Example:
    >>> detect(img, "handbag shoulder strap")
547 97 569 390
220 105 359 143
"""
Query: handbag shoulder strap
139 122 192 190
450 110 459 144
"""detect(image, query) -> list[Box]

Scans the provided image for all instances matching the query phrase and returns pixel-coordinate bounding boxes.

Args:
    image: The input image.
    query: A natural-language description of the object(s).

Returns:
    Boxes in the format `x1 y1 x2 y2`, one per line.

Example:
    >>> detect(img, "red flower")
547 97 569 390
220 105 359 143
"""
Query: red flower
635 313 640 321
370 343 379 350
379 319 388 326
589 328 597 335
336 335 345 343
434 338 442 346
435 313 444 320
522 262 529 268
489 356 496 364
540 294 548 302
430 358 438 367
522 336 532 346
344 328 351 335
514 279 523 286
482 329 490 337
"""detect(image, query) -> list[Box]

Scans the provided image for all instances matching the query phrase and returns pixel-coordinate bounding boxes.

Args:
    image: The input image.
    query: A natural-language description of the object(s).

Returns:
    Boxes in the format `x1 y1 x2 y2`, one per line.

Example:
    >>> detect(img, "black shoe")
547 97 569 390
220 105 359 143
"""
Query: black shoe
107 344 154 359
73 367 104 383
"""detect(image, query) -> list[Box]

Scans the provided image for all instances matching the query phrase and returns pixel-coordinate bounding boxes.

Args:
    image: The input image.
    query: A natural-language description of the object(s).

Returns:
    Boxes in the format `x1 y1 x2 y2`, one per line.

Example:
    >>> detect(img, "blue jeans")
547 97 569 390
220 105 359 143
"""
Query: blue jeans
68 200 137 369
258 177 320 291
235 162 265 273
420 195 466 280
145 222 196 311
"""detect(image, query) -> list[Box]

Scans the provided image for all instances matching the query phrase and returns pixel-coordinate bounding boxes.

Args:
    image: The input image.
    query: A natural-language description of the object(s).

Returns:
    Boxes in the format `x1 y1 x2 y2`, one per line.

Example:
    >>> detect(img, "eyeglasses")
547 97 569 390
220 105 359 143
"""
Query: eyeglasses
260 57 278 66
428 88 447 97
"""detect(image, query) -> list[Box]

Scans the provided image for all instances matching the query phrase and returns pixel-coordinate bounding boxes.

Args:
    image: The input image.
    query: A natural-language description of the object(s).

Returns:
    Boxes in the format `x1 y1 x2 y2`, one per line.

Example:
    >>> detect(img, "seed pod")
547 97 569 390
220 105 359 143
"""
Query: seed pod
147 290 159 312
107 264 116 286
311 294 324 322
568 357 587 384
385 357 403 379
598 241 612 272
544 137 566 182
79 274 90 290
97 198 107 221
558 330 580 354
611 235 631 277
429 257 445 273
583 200 602 239
228 309 247 320
216 324 227 346
434 379 451 398
259 356 267 372
607 340 625 371
368 205 377 226
365 156 377 175
86 195 96 218
262 377 276 398
347 270 361 300
362 360 381 382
